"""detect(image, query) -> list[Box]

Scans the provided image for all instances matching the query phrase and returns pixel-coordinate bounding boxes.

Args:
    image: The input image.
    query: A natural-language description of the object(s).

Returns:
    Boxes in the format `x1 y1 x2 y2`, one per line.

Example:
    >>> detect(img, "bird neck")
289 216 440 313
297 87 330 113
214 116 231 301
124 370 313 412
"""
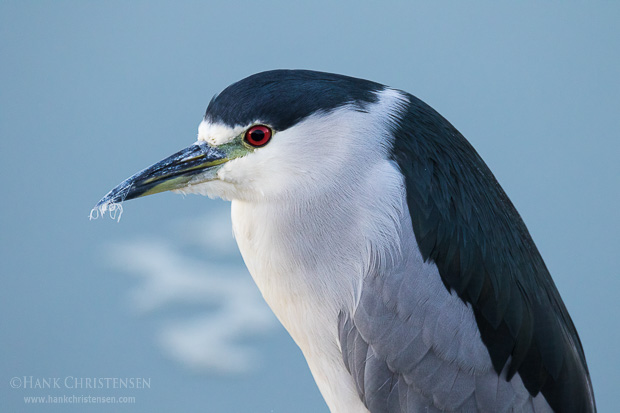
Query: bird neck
230 160 410 413
230 159 407 342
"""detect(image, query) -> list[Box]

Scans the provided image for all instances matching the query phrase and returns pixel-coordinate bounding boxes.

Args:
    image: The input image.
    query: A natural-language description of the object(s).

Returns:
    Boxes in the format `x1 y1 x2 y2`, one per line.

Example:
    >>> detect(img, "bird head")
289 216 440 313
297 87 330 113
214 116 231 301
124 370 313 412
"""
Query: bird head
93 70 406 215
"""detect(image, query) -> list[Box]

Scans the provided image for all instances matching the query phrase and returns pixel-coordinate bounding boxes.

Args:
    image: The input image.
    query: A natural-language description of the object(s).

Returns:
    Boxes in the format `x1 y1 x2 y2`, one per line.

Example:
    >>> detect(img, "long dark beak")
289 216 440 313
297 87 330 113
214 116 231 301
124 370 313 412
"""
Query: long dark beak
92 142 227 219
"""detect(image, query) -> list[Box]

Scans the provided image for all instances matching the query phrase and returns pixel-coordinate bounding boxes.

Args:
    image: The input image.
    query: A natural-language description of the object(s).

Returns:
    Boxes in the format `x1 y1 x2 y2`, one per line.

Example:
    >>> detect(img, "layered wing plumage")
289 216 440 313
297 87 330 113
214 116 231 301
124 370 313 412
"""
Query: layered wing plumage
338 91 595 412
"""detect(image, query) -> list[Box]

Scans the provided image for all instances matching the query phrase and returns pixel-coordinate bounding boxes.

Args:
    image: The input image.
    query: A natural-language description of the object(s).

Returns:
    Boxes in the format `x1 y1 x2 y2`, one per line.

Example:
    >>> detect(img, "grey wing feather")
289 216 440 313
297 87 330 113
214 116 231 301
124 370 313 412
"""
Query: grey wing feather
338 218 553 412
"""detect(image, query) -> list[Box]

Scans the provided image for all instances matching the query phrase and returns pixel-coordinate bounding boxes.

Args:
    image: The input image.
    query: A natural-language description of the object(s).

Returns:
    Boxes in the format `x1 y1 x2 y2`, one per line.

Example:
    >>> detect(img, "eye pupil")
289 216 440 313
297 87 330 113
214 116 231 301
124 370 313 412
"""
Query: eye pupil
245 125 272 147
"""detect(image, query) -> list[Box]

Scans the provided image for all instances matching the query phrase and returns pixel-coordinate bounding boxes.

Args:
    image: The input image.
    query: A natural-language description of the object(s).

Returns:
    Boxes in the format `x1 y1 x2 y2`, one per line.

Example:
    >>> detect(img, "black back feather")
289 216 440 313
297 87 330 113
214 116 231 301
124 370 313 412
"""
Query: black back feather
389 93 596 412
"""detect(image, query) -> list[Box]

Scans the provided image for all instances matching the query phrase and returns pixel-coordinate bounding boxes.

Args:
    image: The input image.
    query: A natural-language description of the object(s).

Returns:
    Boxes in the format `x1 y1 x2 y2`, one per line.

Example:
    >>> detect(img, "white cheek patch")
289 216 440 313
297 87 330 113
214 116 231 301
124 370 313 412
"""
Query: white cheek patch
197 120 246 146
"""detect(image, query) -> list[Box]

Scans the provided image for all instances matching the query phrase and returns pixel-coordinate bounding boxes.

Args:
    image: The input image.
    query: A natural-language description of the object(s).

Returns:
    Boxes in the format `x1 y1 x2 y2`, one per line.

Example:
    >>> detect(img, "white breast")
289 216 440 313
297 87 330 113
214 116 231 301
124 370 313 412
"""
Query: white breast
230 158 407 413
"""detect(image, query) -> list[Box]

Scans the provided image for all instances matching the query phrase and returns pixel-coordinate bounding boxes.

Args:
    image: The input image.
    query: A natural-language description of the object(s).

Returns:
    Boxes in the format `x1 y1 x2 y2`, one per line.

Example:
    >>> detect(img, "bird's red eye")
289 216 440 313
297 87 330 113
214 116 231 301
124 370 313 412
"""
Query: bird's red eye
244 125 272 147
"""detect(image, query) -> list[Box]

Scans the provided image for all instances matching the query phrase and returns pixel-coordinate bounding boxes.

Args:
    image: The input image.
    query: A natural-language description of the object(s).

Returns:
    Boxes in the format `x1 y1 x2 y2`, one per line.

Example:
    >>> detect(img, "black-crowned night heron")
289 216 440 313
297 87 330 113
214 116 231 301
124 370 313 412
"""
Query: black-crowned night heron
93 70 596 412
